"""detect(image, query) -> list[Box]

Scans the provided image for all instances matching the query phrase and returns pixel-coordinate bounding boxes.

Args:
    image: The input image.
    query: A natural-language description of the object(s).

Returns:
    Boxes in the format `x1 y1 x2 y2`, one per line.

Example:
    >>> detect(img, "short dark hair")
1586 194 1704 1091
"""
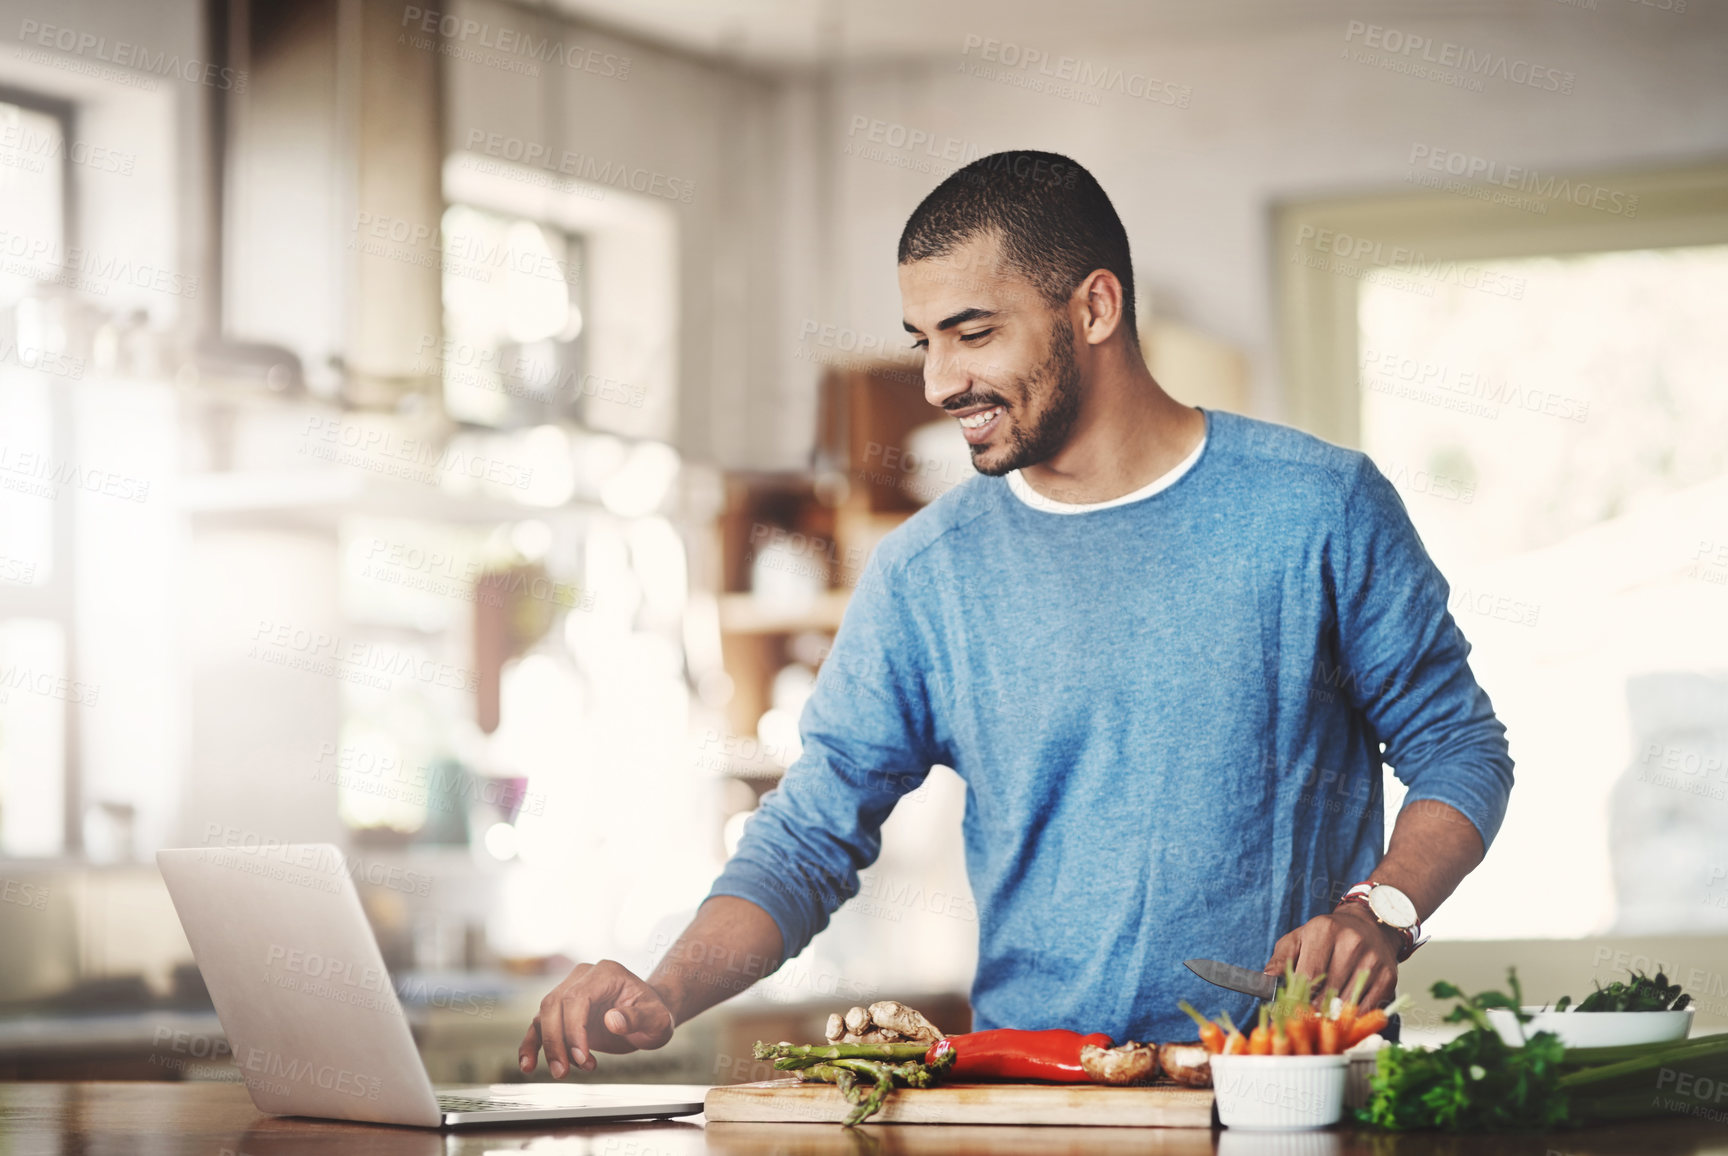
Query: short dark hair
898 150 1136 338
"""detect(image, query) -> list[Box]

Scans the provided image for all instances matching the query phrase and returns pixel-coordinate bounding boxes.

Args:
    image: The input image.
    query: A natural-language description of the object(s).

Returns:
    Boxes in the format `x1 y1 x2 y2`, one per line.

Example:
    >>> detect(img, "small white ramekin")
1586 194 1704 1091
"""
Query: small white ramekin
1210 1054 1348 1130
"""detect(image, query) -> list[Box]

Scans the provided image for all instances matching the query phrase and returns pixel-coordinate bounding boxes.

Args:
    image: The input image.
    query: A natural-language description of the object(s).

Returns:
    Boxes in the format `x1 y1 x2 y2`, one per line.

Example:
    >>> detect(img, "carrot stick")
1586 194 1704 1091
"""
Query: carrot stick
1248 1006 1272 1055
1218 1010 1248 1055
1271 1019 1291 1056
1337 967 1372 1040
1179 1001 1226 1055
1344 996 1412 1048
1318 1016 1342 1055
1288 1014 1313 1055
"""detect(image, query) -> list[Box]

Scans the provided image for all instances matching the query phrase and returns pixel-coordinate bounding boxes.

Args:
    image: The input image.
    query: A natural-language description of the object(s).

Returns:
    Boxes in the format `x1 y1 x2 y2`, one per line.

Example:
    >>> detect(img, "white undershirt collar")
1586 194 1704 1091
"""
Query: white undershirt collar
1006 435 1207 514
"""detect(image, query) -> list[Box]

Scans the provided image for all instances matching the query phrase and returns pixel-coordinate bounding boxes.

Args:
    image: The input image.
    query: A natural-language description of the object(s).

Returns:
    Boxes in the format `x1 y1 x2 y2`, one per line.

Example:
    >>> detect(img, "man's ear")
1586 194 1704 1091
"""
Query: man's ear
1075 268 1127 346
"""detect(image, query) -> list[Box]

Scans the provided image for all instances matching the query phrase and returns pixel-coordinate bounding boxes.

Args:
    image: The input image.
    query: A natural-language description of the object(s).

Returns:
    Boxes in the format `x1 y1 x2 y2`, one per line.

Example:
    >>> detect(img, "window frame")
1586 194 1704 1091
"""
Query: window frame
1274 160 1728 448
0 85 81 859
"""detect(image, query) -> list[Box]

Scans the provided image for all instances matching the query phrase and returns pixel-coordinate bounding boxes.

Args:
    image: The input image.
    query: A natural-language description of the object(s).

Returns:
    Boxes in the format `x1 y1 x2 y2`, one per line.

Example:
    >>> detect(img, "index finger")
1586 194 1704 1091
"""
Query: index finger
517 1020 542 1074
564 992 596 1072
1293 929 1332 989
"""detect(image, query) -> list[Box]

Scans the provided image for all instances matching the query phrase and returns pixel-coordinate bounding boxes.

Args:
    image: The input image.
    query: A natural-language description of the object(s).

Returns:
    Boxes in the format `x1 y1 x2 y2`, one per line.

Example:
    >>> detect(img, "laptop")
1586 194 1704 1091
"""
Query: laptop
157 843 706 1128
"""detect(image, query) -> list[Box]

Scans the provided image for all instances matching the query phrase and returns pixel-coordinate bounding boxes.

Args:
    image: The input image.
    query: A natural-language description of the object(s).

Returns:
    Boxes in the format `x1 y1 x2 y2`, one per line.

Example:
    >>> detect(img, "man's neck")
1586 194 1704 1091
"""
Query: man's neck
1018 362 1207 506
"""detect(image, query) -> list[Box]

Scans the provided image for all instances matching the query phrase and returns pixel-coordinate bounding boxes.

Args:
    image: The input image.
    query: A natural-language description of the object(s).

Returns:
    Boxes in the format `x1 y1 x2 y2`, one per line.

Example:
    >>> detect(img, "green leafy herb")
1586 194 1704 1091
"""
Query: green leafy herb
1360 968 1571 1132
1560 969 1690 1013
1361 969 1728 1133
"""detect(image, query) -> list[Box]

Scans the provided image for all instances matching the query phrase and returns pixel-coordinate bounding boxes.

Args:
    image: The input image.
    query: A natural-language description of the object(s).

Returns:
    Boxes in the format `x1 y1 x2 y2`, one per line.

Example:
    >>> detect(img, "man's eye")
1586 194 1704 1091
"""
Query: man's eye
959 329 995 343
909 338 928 350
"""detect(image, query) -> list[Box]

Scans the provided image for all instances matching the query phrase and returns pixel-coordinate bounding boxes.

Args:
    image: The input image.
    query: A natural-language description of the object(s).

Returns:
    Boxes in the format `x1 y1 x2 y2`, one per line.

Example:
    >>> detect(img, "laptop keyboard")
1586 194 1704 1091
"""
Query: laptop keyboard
437 1094 521 1113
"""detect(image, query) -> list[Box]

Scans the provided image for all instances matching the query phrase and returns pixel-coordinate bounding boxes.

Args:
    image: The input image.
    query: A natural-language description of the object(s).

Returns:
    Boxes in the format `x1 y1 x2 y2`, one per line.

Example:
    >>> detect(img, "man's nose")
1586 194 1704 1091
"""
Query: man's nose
923 348 968 410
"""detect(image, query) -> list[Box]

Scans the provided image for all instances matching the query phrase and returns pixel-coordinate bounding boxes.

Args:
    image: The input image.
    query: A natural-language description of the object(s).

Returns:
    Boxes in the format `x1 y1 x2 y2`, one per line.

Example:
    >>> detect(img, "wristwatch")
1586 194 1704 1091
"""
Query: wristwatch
1339 881 1428 962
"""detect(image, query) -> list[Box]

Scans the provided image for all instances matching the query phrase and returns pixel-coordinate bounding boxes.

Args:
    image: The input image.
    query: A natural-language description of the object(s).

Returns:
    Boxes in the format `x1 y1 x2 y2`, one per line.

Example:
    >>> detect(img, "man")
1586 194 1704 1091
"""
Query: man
519 150 1513 1078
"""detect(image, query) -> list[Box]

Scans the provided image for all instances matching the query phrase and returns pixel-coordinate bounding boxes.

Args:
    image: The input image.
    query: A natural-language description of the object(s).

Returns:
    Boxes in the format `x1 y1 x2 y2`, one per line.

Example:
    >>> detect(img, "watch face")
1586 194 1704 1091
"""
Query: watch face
1368 885 1418 929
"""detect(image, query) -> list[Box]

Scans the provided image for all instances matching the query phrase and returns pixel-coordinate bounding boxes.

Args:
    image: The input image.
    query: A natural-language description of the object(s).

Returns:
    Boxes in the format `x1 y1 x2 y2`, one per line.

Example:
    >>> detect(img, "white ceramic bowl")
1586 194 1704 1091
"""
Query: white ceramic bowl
1210 1054 1348 1130
1345 1053 1378 1111
1486 1006 1694 1049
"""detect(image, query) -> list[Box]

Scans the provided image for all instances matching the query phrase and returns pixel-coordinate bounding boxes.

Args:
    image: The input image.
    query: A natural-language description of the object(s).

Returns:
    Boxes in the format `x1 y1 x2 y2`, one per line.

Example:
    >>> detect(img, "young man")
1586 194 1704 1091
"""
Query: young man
519 150 1513 1078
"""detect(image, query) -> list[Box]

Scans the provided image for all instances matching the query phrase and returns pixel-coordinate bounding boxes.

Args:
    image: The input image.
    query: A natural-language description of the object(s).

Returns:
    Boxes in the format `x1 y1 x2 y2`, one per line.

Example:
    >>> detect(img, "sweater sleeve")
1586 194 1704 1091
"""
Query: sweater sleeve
1333 458 1515 850
705 551 941 962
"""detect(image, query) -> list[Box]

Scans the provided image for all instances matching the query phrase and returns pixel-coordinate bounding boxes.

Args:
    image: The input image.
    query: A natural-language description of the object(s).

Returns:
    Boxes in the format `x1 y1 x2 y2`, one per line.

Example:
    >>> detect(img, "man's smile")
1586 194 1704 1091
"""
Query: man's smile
951 403 1006 443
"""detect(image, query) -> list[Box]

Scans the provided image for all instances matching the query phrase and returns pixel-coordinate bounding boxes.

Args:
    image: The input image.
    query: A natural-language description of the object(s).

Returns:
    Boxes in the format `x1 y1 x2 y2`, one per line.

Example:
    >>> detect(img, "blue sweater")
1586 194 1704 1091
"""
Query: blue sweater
708 409 1513 1044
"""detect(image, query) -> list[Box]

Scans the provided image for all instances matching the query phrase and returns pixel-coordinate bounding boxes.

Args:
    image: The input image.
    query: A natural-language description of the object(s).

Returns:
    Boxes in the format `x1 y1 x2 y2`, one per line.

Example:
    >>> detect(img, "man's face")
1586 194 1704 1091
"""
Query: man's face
899 233 1082 477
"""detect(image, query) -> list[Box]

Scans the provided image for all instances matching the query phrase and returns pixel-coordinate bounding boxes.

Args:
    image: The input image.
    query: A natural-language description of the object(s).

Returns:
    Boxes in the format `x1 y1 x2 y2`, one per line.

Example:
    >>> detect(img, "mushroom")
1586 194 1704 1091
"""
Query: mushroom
1081 1040 1160 1086
1157 1041 1213 1088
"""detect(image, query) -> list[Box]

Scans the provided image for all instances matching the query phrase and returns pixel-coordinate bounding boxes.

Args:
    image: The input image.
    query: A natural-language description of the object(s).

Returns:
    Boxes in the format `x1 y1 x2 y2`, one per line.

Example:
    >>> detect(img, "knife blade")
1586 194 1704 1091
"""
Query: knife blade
1185 958 1280 1001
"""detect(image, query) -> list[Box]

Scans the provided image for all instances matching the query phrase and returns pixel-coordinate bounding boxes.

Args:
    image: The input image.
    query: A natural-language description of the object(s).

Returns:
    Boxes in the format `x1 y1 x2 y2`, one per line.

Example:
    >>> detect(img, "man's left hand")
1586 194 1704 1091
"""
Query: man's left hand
1264 903 1402 1010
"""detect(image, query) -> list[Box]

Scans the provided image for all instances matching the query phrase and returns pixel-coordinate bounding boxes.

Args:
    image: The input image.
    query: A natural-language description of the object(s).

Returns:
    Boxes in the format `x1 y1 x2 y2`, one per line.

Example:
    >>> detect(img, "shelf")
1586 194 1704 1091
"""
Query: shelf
716 590 850 634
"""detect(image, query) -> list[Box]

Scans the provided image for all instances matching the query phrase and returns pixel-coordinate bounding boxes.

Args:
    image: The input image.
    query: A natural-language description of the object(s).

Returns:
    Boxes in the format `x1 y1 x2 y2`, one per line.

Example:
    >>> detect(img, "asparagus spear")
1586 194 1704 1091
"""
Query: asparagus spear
754 1041 932 1064
761 1037 956 1126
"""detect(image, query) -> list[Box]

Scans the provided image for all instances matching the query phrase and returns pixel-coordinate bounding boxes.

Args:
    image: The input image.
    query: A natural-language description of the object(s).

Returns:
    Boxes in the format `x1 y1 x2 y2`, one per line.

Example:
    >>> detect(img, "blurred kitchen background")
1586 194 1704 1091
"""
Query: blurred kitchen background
1 0 1726 1085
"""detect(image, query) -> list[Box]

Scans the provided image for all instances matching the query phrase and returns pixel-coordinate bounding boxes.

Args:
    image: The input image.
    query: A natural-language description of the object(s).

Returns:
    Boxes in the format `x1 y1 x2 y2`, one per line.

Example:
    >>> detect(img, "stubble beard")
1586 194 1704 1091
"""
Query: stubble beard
970 314 1084 478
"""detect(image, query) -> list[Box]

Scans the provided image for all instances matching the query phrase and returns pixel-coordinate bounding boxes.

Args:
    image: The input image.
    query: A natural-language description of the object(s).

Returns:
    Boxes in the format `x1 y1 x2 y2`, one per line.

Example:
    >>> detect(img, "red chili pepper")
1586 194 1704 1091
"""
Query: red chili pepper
924 1029 1115 1082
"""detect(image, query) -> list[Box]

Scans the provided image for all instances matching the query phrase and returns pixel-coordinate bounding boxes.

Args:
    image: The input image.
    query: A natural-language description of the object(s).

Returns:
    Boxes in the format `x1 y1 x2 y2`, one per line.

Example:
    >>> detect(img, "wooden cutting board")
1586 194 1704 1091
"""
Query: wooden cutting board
704 1078 1216 1127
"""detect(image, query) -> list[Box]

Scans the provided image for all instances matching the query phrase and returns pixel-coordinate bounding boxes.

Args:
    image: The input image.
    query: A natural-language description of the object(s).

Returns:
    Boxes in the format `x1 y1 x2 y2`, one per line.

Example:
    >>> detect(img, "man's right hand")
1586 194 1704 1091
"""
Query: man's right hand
518 959 676 1078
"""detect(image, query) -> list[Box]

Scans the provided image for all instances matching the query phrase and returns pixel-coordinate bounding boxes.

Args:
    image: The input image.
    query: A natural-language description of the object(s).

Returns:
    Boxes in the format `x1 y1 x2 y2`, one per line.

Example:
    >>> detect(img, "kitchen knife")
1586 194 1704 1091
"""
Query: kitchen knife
1184 958 1280 1001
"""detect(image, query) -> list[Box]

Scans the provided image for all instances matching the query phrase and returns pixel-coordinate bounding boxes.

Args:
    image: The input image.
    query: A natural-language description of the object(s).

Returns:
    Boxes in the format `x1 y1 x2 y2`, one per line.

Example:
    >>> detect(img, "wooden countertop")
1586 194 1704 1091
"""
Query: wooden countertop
1 1082 1722 1154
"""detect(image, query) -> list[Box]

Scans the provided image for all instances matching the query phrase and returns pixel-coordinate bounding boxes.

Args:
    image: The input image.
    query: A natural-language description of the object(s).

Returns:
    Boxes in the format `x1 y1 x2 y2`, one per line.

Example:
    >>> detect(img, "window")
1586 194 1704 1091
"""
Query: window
0 94 69 310
0 91 74 857
1277 161 1728 939
439 206 586 430
1360 245 1728 939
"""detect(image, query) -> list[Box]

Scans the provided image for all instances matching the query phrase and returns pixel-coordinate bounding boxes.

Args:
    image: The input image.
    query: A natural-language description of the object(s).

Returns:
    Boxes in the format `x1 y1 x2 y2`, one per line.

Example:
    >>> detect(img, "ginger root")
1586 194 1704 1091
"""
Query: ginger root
867 1000 943 1044
827 1002 943 1046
